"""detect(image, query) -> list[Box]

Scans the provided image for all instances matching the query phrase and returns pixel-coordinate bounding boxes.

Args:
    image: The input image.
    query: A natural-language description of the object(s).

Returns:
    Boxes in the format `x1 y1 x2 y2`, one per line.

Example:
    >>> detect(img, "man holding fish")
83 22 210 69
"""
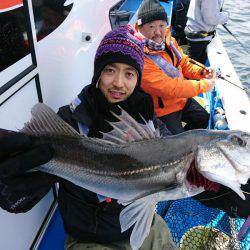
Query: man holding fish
0 25 177 250
0 24 249 250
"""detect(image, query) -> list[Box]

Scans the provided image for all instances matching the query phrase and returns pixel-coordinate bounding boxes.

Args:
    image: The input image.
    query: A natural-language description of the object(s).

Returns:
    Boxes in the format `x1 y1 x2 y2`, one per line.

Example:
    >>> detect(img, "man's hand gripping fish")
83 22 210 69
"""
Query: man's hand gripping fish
21 103 250 250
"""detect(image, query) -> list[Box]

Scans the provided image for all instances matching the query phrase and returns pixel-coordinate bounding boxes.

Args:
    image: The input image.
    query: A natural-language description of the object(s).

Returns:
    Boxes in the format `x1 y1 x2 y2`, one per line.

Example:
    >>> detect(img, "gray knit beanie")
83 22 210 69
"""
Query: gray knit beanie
137 0 168 26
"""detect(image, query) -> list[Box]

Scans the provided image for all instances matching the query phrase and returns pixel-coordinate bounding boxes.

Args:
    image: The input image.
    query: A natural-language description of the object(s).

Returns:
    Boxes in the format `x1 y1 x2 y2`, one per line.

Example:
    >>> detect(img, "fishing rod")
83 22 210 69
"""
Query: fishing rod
189 59 246 91
221 24 249 53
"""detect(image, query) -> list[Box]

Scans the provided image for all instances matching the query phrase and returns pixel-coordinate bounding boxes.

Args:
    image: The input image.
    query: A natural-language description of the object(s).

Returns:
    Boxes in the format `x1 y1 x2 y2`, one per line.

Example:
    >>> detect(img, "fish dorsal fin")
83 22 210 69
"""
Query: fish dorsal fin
20 103 82 138
101 107 161 144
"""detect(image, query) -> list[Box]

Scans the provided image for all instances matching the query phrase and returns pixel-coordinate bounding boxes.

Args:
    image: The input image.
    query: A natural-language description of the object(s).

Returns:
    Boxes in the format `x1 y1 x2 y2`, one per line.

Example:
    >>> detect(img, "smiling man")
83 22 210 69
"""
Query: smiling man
0 25 177 250
98 63 138 103
137 0 217 135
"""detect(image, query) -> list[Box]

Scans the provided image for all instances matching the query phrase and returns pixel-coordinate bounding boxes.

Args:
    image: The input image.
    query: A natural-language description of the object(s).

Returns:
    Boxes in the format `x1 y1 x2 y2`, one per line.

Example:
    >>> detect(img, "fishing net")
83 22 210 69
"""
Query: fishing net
157 198 249 250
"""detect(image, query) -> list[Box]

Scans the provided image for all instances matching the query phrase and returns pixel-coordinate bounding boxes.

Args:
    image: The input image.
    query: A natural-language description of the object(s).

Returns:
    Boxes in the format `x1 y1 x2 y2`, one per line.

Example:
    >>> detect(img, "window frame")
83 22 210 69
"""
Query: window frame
0 0 37 95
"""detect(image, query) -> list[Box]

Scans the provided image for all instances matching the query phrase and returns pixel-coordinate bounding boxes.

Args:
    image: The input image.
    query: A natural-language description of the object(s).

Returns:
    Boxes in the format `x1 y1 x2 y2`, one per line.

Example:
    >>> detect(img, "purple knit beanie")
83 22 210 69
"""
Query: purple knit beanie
92 25 145 86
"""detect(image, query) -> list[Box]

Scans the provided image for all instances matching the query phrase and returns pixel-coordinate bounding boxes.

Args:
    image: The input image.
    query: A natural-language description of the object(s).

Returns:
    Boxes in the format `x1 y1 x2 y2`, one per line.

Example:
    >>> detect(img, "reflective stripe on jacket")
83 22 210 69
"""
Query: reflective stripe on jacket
141 27 210 117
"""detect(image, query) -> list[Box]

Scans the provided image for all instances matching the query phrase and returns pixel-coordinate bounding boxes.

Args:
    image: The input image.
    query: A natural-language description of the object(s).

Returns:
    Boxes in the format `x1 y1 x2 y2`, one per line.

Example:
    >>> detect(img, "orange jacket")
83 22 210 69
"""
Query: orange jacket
141 27 210 117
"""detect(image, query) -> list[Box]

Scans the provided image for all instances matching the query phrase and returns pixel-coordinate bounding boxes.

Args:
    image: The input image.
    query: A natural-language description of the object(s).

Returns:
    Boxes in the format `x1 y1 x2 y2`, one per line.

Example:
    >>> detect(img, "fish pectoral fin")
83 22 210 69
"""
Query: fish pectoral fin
119 196 156 250
20 103 82 138
118 186 177 206
100 107 161 145
118 183 199 207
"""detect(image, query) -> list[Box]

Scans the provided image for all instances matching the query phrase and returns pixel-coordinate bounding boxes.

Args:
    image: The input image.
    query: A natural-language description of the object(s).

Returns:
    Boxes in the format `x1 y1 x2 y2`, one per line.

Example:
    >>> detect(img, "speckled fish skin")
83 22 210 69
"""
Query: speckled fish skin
21 103 250 250
34 129 250 201
22 103 250 202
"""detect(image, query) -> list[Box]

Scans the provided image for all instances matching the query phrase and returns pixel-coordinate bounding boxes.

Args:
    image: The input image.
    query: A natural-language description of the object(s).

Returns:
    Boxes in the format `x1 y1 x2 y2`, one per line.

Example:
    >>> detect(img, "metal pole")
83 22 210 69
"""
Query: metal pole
189 59 246 91
222 24 249 53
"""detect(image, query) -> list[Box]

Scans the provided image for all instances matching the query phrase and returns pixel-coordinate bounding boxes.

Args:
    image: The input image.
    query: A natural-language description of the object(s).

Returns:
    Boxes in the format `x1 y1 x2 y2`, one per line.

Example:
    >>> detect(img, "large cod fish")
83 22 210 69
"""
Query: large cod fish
21 103 250 250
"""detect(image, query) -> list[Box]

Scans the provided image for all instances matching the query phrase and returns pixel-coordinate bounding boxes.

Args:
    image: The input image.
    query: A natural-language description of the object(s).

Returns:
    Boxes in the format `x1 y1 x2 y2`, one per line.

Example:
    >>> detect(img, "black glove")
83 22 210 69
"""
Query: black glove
0 129 55 213
193 181 250 219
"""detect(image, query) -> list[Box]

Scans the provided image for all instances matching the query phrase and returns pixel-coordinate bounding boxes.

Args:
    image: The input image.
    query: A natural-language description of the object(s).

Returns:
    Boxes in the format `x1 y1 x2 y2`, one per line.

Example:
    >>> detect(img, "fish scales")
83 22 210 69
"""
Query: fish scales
34 134 184 199
20 103 250 250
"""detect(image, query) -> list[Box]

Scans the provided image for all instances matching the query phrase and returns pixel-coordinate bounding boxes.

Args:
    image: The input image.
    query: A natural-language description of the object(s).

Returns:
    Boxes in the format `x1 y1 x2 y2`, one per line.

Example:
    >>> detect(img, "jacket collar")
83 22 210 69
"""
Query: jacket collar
71 85 94 128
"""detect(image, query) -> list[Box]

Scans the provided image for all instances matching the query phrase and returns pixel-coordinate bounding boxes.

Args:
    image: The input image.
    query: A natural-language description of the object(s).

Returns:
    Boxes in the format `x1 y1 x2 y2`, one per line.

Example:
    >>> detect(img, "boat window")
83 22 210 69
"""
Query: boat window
110 1 126 30
109 0 143 29
32 0 73 42
109 0 130 29
0 2 31 72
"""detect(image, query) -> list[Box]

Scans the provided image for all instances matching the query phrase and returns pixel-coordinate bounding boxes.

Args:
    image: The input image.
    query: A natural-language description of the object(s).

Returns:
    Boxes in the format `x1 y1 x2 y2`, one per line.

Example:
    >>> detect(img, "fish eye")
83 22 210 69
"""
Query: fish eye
230 135 246 147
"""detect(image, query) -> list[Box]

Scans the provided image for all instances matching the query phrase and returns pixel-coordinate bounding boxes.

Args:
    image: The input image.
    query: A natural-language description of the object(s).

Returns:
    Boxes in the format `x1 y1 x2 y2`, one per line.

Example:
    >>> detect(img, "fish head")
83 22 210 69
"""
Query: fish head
216 131 250 172
196 131 250 199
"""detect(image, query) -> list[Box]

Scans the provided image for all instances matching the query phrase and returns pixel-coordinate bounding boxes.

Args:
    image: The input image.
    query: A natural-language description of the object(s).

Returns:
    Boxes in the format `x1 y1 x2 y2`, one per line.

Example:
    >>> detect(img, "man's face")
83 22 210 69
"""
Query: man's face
98 63 138 103
139 20 167 44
